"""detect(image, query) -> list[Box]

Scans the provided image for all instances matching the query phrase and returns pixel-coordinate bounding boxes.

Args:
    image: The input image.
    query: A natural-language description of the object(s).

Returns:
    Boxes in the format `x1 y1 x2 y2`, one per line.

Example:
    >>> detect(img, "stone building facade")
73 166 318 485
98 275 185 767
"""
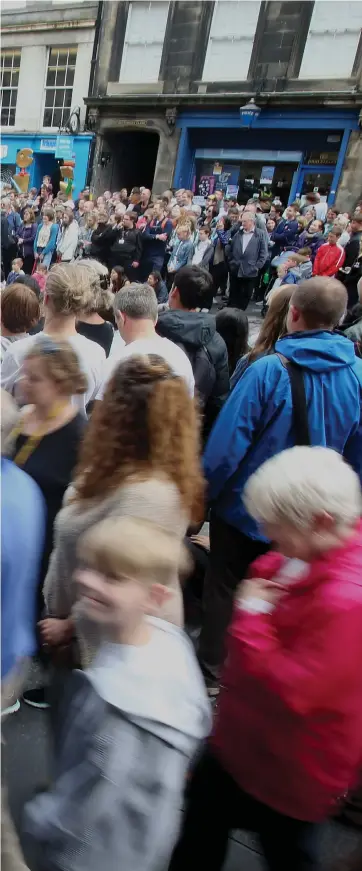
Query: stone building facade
85 1 362 208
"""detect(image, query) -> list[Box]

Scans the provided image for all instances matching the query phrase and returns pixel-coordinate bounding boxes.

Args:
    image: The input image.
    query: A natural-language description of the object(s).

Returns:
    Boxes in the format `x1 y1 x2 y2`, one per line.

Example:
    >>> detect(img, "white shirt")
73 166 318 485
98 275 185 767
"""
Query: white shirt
1 332 106 416
96 333 195 400
57 221 79 261
242 230 254 252
192 239 211 266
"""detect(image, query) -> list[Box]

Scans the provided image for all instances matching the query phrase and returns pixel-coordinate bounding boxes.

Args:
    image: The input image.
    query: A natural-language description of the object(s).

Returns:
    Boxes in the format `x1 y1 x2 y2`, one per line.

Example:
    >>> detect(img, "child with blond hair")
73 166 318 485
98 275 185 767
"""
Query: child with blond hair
24 516 210 871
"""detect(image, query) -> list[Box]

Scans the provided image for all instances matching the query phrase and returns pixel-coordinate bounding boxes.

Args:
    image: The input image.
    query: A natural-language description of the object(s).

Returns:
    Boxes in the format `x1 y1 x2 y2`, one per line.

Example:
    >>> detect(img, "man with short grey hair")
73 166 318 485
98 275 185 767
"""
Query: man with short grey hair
226 211 268 310
96 283 194 399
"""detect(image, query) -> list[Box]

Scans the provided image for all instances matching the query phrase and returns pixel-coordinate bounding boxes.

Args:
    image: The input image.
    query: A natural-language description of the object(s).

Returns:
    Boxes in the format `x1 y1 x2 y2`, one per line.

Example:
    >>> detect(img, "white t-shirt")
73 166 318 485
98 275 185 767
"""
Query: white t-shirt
96 333 195 400
1 332 106 416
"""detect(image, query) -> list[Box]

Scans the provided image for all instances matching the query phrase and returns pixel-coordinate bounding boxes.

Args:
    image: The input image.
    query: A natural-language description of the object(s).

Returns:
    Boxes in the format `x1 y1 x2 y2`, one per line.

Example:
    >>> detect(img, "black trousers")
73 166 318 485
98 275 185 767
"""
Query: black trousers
198 513 269 684
210 262 228 295
169 749 321 871
228 274 256 310
22 253 34 275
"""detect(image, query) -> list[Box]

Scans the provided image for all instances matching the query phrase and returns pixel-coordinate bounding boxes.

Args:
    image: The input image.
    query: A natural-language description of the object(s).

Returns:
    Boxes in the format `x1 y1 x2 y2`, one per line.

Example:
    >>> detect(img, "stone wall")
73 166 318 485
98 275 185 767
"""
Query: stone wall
336 131 362 213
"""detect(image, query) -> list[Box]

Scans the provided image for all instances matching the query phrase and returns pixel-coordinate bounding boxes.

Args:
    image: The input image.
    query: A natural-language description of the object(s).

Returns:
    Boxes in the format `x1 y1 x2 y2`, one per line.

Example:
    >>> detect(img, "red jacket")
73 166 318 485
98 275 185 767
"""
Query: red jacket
211 523 362 822
313 242 345 277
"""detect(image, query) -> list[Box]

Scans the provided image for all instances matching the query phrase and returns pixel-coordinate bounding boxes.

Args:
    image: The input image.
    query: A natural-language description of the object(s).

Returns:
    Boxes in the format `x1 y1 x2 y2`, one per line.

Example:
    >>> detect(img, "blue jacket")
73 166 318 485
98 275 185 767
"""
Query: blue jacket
34 221 59 255
271 218 299 253
204 331 362 541
1 459 45 679
142 218 173 260
7 210 22 236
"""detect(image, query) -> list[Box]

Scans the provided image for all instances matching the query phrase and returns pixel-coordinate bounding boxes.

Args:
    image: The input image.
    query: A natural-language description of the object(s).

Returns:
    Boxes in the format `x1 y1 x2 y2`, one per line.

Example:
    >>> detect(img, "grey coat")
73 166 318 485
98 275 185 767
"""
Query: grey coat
23 622 211 871
226 227 268 278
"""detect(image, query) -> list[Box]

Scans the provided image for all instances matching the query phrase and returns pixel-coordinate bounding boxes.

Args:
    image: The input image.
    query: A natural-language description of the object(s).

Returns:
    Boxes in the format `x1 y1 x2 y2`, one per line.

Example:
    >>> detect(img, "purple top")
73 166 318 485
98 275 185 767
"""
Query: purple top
18 222 37 257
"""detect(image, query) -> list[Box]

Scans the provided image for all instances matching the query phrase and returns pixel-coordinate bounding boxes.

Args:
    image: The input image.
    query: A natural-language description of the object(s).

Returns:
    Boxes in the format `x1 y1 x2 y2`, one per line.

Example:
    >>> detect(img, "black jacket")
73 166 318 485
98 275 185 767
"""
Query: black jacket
89 223 114 263
109 226 143 265
156 310 230 440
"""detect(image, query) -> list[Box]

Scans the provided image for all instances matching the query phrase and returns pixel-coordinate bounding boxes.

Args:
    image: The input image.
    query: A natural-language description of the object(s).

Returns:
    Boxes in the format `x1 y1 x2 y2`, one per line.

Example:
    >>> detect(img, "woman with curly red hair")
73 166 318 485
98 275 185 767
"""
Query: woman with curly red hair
42 354 204 668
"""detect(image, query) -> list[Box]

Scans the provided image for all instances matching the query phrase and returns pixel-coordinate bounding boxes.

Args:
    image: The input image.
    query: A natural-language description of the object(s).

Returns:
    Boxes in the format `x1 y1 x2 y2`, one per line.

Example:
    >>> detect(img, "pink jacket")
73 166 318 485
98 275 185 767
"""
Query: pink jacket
211 522 362 822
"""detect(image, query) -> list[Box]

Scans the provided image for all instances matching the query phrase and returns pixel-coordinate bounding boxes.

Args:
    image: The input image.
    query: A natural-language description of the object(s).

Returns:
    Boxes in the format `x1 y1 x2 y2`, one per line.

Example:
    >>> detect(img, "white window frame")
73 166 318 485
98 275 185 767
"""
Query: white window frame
0 48 21 127
119 1 169 84
42 45 77 130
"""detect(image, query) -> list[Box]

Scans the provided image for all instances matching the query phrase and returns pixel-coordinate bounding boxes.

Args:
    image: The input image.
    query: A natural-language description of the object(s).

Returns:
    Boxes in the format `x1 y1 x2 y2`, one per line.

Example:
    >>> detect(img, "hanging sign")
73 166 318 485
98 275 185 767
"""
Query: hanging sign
55 136 74 160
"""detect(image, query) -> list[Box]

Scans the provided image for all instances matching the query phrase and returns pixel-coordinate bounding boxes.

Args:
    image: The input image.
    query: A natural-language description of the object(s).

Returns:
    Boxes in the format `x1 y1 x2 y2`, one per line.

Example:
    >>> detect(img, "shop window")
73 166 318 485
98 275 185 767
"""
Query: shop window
202 1 261 82
299 1 362 79
0 49 21 127
43 46 77 129
119 2 169 84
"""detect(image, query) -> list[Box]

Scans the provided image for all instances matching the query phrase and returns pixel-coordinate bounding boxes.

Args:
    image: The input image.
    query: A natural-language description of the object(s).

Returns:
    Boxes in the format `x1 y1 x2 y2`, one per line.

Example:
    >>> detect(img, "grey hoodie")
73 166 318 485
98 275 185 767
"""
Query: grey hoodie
23 618 211 871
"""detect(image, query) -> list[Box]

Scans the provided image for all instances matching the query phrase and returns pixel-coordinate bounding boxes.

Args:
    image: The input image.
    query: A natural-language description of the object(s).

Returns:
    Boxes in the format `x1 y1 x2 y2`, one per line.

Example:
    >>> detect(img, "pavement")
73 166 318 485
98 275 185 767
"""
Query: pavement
2 669 362 871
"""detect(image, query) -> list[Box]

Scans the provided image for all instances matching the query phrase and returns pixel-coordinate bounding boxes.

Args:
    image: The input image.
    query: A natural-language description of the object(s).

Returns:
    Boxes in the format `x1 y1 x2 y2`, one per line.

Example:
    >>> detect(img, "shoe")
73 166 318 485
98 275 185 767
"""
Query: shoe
22 687 50 709
1 699 20 716
254 301 264 306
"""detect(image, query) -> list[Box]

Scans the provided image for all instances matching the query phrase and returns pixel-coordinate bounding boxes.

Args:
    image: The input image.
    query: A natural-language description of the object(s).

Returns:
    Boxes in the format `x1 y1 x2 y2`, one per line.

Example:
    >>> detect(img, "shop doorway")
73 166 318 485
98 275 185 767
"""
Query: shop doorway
298 168 335 204
107 131 159 193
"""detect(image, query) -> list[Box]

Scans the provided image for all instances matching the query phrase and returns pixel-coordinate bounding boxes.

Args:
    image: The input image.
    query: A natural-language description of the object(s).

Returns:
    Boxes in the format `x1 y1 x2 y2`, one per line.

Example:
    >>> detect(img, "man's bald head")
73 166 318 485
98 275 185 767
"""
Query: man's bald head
288 278 347 332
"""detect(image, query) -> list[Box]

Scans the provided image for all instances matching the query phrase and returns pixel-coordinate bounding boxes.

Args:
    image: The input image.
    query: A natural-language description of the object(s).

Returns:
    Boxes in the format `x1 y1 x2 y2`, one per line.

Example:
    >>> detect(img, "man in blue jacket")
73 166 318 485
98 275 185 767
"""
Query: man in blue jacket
271 204 299 255
200 277 362 692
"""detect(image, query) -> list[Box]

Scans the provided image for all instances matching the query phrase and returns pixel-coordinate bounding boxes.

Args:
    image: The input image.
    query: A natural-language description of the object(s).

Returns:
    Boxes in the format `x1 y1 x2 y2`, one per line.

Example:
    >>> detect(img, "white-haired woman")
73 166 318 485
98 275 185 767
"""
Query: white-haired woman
171 446 362 871
76 260 114 356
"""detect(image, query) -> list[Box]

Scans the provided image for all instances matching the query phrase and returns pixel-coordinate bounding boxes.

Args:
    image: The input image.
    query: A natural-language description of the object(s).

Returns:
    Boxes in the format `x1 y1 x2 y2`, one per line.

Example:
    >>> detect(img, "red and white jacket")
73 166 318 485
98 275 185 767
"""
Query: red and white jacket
211 523 362 822
313 242 345 277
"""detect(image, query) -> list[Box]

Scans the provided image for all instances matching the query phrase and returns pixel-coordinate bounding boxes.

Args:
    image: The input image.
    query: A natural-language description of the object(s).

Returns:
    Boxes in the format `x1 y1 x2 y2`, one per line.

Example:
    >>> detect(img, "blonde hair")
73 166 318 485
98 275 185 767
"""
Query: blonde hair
79 259 113 314
78 516 190 586
25 339 88 396
45 263 94 315
244 447 362 532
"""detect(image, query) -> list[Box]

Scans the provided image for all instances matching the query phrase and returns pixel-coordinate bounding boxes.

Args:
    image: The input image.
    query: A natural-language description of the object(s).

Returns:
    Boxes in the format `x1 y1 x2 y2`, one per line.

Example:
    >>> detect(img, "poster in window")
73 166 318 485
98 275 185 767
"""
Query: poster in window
198 176 215 198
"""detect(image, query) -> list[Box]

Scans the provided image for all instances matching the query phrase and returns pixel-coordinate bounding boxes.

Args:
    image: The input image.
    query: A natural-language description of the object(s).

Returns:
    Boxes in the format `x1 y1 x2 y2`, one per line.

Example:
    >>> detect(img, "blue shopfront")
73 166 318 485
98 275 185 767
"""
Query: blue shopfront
173 109 359 207
0 133 93 197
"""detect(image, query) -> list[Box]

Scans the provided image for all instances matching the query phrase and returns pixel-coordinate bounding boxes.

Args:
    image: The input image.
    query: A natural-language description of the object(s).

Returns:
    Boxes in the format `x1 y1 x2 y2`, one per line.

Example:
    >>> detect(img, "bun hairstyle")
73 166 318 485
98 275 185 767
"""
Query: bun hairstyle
45 263 94 315
80 259 113 315
25 338 88 396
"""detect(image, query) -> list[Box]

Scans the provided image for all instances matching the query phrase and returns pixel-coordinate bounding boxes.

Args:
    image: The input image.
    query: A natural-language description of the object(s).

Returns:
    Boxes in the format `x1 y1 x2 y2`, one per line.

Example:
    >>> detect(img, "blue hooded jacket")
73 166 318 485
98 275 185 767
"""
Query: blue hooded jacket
204 331 362 542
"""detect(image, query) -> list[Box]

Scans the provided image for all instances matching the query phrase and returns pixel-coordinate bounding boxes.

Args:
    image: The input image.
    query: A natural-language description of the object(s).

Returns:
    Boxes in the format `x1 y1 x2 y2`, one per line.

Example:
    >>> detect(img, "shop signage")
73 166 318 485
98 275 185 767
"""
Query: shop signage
40 138 57 152
55 136 74 160
260 165 275 185
306 152 337 166
0 145 8 158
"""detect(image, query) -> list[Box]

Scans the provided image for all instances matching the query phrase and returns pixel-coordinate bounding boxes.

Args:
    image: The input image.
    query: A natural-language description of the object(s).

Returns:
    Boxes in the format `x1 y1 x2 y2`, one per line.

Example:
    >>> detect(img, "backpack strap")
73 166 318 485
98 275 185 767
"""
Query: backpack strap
276 353 311 446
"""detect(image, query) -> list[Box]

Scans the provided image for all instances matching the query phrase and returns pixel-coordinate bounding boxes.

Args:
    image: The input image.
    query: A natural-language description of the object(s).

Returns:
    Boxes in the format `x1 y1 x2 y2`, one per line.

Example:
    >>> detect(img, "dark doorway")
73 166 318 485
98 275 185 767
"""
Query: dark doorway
107 131 159 192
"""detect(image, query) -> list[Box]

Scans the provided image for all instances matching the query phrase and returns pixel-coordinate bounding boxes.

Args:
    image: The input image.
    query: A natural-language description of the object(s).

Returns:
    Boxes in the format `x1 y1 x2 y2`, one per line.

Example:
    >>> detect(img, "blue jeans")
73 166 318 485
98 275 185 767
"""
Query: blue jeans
35 248 53 268
169 749 321 871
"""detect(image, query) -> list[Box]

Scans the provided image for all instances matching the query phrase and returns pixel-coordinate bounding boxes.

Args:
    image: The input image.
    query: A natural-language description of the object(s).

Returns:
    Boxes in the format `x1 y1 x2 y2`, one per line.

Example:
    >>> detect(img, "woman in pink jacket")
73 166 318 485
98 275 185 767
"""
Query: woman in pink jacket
170 446 362 871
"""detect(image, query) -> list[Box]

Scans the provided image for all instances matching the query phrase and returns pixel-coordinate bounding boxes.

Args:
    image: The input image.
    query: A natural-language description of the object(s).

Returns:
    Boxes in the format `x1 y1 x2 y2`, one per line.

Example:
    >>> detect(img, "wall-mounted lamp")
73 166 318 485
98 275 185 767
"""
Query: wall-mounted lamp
239 98 261 129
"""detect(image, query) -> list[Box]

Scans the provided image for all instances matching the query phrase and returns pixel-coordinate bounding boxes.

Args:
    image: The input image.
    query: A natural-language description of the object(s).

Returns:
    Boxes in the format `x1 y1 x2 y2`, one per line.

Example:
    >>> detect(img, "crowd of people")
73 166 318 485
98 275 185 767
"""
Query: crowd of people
2 181 362 316
1 177 362 871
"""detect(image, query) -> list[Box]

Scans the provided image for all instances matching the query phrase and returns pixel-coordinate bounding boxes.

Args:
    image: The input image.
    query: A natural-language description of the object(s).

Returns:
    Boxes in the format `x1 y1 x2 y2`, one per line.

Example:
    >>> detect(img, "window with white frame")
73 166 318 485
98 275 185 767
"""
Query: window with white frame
119 1 169 84
1 49 21 126
202 1 261 82
43 46 77 128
